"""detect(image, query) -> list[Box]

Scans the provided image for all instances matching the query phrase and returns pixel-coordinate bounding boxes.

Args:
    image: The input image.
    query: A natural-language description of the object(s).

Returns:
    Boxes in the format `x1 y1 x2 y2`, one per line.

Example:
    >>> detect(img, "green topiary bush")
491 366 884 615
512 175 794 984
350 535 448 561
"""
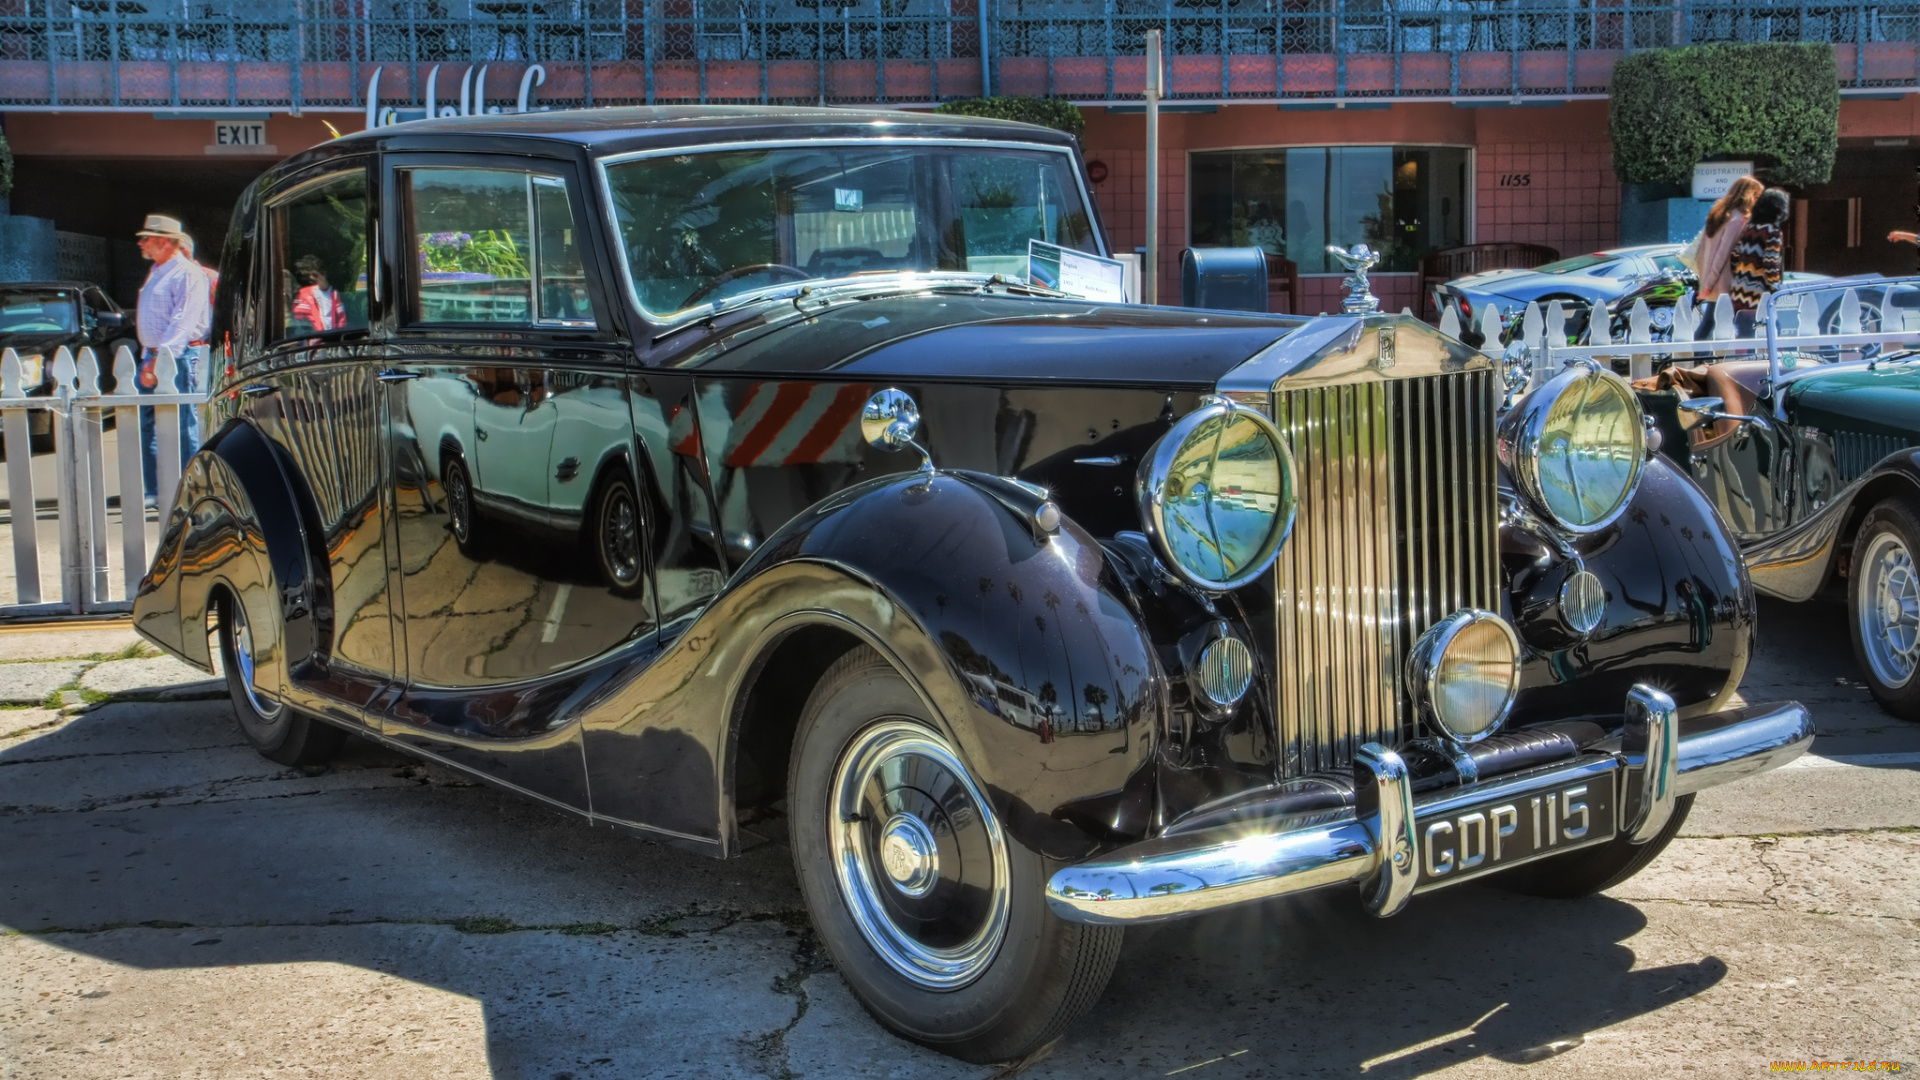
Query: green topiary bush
933 97 1085 138
1609 42 1838 188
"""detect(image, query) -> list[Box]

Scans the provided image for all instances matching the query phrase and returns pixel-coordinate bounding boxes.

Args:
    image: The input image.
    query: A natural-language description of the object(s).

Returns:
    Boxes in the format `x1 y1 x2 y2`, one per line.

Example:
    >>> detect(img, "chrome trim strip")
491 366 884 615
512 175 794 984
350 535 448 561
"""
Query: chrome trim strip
1046 691 1809 925
1215 316 1363 397
1621 685 1679 844
590 137 1103 330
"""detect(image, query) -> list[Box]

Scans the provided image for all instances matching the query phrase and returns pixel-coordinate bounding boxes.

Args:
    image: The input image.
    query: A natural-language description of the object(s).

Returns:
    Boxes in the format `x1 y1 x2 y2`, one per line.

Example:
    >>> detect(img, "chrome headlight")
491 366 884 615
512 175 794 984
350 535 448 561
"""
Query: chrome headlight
1501 362 1645 533
1408 609 1522 745
1137 396 1296 591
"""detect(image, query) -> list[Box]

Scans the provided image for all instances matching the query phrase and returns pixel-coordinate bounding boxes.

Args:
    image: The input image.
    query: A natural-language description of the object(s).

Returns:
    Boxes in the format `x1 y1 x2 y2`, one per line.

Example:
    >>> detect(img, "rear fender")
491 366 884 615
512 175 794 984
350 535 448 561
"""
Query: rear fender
133 420 328 678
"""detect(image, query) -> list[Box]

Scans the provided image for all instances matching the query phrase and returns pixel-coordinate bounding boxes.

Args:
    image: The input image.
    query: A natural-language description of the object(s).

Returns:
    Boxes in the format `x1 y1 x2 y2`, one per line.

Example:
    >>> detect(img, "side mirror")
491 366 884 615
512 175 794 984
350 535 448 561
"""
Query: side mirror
92 311 125 330
861 388 933 472
1679 396 1763 425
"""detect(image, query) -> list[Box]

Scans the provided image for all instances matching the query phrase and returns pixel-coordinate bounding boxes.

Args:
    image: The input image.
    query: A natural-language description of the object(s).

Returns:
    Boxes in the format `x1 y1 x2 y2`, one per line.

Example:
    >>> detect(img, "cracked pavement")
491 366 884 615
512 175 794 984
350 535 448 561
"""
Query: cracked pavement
2 595 1918 1078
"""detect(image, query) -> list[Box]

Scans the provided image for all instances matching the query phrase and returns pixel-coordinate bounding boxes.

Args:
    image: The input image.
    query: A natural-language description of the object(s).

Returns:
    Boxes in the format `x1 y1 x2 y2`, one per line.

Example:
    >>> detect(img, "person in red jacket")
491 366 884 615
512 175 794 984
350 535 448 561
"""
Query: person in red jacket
291 254 345 334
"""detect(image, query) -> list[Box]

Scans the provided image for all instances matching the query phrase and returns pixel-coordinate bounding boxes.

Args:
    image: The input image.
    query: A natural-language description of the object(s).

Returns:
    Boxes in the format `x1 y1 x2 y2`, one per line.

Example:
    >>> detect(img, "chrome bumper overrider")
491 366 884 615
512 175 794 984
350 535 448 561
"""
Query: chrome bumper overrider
1045 686 1813 925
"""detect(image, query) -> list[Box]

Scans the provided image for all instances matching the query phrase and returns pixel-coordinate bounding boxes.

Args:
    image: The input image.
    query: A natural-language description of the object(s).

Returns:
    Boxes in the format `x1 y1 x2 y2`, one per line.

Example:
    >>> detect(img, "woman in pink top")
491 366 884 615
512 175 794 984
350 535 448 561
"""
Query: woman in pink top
1693 175 1764 340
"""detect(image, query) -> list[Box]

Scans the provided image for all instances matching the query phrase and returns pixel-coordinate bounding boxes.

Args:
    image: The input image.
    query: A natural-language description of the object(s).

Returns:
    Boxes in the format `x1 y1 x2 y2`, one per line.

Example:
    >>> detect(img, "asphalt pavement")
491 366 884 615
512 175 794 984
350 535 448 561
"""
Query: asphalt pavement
1 596 1916 1078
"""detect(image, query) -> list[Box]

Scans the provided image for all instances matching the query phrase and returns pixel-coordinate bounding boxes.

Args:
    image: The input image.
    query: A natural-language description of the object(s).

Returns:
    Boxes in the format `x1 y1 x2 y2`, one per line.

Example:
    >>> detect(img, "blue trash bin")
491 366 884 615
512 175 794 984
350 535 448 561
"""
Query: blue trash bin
1181 247 1269 312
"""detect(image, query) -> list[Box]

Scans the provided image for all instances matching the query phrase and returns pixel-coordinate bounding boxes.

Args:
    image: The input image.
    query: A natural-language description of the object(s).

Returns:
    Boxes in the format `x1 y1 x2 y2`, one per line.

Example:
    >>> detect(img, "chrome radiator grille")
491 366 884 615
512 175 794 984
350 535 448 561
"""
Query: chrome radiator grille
1269 369 1501 777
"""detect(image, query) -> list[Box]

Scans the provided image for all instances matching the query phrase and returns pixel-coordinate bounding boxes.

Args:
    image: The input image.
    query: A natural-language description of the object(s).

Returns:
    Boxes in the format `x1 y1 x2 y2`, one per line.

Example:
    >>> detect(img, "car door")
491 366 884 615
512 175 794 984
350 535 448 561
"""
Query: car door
379 154 650 810
237 160 401 729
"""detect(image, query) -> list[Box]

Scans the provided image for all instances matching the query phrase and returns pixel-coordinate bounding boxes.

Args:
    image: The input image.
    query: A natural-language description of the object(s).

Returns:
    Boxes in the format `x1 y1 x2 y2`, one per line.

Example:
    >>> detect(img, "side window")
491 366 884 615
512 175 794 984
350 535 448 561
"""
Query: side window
405 167 595 328
534 176 594 327
267 170 370 342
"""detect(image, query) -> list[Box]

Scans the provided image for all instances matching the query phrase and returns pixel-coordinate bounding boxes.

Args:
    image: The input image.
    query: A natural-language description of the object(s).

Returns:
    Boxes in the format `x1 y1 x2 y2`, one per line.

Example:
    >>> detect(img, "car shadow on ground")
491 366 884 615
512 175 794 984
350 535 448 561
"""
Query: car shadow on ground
1 704 1726 1077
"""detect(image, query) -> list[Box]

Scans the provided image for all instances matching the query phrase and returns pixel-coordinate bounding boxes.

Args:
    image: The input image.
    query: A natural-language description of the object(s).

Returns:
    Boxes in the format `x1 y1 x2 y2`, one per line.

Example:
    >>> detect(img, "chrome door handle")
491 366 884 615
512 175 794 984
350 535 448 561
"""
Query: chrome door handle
377 369 422 382
476 428 488 440
240 384 277 396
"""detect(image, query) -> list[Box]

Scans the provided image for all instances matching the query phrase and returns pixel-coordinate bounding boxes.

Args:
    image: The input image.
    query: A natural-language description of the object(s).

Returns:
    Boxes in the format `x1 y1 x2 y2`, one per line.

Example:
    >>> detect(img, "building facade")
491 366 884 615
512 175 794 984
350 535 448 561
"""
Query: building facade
1 1 1916 304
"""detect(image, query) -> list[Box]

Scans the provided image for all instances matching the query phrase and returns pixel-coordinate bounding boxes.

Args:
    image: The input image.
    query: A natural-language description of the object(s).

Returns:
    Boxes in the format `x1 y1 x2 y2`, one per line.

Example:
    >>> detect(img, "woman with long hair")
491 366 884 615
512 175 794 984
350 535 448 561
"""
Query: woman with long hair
1729 188 1792 338
1693 174 1764 340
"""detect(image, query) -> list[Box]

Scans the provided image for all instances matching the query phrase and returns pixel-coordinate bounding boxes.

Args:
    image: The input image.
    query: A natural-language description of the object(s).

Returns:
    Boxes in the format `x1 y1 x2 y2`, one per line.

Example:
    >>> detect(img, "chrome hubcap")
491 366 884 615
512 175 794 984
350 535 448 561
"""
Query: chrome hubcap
228 600 282 721
830 720 1009 991
445 463 471 543
879 813 940 897
1860 531 1920 689
603 488 640 585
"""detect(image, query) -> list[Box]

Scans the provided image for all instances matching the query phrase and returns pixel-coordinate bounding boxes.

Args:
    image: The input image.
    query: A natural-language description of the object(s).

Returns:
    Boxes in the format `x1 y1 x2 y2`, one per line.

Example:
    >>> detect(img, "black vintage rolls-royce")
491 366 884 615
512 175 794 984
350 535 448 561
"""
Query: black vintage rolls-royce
132 106 1813 1064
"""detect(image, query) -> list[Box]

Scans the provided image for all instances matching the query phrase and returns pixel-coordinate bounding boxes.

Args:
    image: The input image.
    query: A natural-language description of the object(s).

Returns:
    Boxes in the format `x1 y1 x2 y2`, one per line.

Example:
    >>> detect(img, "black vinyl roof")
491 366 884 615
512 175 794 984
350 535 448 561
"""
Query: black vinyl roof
325 105 1079 159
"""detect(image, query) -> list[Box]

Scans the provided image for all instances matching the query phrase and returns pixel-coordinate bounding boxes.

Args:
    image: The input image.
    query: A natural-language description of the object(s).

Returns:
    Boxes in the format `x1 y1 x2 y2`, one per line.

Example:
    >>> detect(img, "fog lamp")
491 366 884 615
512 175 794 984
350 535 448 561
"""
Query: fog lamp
1194 635 1254 709
1408 610 1522 745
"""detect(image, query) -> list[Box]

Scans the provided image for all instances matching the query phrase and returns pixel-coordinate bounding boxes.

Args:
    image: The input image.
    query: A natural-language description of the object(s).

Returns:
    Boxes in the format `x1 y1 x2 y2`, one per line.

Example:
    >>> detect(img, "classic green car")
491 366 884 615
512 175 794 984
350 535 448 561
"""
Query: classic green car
1642 276 1920 717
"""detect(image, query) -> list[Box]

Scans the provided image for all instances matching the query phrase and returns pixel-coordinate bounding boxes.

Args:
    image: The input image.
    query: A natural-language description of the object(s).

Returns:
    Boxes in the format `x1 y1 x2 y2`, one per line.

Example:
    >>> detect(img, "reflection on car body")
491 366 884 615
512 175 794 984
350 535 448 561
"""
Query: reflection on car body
131 106 1813 1065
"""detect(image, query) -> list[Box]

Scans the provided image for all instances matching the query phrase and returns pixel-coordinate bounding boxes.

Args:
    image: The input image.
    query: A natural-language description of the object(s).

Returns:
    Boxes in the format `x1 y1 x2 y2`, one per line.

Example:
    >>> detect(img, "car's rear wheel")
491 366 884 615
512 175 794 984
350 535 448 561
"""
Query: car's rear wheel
590 472 645 595
1489 793 1693 898
441 455 483 557
1851 497 1920 720
787 646 1122 1064
218 592 342 767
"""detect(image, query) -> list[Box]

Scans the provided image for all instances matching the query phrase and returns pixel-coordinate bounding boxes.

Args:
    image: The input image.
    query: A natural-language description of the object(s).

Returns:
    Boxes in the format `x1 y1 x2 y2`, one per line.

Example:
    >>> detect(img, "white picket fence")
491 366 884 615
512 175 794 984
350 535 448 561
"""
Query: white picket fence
1439 281 1920 393
0 344 204 619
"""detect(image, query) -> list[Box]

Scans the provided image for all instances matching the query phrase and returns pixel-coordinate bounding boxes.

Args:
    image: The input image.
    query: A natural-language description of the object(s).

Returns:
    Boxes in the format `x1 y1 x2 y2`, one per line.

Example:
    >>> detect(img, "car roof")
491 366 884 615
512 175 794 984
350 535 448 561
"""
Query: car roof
0 281 96 291
317 105 1079 162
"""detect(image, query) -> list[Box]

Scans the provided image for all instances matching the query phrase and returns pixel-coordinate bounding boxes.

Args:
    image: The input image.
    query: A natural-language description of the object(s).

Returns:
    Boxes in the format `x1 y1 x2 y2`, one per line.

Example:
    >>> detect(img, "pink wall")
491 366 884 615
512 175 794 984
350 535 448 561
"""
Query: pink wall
1080 101 1623 315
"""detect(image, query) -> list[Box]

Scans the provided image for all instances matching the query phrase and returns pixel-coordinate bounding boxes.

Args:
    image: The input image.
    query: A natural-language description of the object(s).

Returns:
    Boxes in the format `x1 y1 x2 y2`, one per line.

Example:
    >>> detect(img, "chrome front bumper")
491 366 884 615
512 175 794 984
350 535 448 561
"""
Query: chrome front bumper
1045 686 1813 926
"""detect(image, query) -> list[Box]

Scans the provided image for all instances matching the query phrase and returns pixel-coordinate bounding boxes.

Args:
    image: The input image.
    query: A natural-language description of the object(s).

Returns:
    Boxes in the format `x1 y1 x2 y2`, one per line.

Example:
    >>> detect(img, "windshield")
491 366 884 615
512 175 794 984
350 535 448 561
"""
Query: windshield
604 144 1099 317
0 288 78 334
1532 253 1619 276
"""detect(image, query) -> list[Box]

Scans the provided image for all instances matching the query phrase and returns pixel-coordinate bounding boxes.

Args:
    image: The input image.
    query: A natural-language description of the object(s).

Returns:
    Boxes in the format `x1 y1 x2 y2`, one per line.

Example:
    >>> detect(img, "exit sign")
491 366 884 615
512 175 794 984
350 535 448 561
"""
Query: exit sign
206 120 275 155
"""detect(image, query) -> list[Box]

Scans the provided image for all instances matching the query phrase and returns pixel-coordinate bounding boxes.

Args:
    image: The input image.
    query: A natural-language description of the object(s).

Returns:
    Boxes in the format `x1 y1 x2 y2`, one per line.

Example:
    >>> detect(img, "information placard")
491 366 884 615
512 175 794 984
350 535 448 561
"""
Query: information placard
1028 240 1129 304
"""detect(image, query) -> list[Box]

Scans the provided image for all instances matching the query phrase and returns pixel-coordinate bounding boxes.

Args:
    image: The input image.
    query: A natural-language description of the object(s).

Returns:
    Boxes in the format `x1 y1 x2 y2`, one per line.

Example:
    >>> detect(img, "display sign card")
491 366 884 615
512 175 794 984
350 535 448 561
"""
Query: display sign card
1692 162 1754 201
1028 240 1129 303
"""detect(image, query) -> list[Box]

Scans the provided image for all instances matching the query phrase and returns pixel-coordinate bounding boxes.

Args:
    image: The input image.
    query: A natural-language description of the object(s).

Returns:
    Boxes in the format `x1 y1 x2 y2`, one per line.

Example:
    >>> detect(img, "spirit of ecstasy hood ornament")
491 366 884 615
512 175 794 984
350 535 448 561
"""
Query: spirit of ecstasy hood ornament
1326 243 1381 315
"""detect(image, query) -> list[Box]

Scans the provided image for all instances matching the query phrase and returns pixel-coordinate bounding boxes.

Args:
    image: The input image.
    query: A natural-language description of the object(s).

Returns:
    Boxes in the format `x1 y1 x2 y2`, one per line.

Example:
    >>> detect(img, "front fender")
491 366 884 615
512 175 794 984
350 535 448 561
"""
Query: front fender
1743 448 1920 602
579 471 1165 859
1506 453 1755 723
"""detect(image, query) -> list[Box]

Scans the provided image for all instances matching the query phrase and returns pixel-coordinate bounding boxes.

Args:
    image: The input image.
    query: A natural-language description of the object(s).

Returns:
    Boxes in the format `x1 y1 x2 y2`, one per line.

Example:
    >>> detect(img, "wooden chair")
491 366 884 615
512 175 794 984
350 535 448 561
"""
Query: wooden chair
1419 241 1560 321
1265 254 1301 315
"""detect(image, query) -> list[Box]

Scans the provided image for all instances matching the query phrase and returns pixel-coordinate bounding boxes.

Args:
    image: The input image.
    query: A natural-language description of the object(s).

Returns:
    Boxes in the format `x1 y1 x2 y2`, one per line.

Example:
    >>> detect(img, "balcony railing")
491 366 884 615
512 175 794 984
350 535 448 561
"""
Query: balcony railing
0 0 1913 109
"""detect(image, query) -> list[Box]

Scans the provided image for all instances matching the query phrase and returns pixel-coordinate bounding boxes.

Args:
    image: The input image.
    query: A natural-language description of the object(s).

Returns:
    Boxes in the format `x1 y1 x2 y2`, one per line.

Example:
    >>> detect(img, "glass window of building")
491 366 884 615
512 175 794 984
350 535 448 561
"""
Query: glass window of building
1190 147 1470 274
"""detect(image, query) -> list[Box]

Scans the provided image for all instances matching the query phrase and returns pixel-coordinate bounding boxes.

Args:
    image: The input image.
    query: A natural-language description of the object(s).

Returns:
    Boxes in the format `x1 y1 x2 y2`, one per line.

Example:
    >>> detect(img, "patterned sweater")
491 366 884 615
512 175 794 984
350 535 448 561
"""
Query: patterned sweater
1728 222 1784 311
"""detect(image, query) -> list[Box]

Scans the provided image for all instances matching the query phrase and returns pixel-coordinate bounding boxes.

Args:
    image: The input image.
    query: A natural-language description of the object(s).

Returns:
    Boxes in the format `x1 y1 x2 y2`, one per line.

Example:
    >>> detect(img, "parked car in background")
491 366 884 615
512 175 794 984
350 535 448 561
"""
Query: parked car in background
131 106 1812 1064
1640 276 1920 719
0 281 137 448
1435 245 1691 329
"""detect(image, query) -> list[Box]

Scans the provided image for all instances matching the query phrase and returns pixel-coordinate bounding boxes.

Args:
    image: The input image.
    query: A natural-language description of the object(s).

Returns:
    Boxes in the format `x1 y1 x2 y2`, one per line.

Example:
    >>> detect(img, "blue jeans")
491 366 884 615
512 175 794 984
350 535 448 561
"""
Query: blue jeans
140 344 205 503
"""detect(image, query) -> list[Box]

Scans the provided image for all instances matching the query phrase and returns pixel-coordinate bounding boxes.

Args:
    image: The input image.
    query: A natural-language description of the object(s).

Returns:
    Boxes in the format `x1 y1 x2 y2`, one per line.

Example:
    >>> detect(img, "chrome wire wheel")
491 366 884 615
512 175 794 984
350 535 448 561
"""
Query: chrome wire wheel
1859 530 1920 689
599 482 642 587
829 719 1010 992
226 598 282 721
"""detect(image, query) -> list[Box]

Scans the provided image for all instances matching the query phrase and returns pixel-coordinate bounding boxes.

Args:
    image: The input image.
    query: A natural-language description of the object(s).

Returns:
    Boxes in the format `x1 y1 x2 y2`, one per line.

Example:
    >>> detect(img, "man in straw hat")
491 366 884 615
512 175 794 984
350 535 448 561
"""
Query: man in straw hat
134 213 211 508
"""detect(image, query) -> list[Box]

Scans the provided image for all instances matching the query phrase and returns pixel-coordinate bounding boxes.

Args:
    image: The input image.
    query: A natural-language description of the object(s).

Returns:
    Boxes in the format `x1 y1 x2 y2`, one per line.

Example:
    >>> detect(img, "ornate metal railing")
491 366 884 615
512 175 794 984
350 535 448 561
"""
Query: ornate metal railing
0 0 1914 109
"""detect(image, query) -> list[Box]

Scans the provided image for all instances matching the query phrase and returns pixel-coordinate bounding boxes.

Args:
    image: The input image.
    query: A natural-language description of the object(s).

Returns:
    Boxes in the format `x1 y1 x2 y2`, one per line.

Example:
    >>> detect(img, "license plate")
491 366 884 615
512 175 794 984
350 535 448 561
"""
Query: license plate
1414 773 1618 887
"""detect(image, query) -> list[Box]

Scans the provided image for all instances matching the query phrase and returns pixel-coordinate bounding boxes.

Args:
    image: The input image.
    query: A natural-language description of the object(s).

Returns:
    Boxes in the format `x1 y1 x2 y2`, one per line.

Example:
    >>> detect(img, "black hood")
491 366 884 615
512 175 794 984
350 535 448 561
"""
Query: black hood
677 292 1304 388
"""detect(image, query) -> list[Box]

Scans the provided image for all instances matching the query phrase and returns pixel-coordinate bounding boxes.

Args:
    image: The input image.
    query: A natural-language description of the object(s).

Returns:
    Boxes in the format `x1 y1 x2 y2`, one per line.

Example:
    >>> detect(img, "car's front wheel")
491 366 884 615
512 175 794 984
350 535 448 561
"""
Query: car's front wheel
787 646 1122 1064
1851 496 1920 720
217 592 342 767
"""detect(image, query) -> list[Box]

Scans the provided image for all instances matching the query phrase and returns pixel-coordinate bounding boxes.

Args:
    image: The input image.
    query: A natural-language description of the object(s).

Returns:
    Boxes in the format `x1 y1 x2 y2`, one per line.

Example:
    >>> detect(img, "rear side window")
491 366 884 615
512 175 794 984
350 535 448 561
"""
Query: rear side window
266 170 371 342
404 167 595 328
